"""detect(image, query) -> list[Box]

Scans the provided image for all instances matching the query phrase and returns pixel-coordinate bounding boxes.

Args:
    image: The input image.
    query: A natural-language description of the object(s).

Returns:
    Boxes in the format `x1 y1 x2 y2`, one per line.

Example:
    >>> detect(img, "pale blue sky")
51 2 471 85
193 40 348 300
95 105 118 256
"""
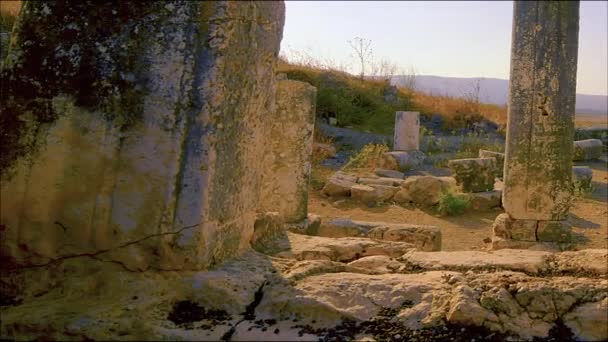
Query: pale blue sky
281 1 608 95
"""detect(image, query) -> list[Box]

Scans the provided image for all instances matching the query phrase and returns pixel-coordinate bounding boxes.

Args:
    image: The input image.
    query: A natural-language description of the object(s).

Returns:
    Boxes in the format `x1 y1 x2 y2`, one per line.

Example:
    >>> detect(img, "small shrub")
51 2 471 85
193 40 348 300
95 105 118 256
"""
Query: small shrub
573 181 594 198
343 143 390 171
437 191 470 216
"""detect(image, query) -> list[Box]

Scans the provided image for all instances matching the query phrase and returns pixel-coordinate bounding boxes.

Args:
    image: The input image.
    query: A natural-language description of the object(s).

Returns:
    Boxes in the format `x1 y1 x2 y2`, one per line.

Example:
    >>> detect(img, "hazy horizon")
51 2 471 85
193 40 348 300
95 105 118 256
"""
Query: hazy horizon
281 1 608 96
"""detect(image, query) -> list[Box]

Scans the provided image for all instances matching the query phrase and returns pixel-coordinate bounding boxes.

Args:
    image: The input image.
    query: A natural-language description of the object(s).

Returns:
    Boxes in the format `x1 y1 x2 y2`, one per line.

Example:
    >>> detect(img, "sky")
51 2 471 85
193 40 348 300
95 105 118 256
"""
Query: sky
281 1 608 96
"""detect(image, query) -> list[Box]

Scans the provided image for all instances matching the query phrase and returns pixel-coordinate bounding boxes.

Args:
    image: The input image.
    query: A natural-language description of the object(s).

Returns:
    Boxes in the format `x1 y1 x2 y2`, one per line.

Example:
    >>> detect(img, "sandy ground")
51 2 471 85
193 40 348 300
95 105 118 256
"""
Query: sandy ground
308 158 608 251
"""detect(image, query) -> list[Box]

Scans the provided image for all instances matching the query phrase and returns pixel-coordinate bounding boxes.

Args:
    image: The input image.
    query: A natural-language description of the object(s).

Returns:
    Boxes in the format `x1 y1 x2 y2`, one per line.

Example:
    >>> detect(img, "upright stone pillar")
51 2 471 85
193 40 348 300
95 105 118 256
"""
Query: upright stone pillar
0 1 285 270
394 111 420 151
493 1 579 249
259 79 317 223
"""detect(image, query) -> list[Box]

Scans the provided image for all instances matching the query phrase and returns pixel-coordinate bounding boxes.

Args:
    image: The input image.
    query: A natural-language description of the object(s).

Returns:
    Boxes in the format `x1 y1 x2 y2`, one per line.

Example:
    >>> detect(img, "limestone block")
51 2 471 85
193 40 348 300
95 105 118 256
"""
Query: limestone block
321 172 358 197
383 151 426 171
357 177 404 187
448 158 496 193
492 213 536 241
536 221 572 243
479 150 505 178
469 191 502 211
573 139 603 161
394 176 453 206
393 111 420 151
502 1 580 221
374 168 405 179
259 79 317 223
351 184 399 205
0 1 286 270
367 224 442 251
572 166 593 192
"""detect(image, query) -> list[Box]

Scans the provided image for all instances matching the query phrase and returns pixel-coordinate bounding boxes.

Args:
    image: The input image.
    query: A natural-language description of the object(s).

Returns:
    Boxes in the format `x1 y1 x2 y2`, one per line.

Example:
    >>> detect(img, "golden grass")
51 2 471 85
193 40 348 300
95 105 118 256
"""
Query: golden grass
0 1 21 16
410 91 507 126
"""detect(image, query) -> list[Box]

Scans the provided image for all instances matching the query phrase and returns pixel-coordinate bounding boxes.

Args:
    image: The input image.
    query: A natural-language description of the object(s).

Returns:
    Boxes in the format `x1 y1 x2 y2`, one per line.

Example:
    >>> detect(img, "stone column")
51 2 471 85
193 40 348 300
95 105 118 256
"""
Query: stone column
0 1 285 270
393 111 420 151
259 79 317 223
493 1 579 248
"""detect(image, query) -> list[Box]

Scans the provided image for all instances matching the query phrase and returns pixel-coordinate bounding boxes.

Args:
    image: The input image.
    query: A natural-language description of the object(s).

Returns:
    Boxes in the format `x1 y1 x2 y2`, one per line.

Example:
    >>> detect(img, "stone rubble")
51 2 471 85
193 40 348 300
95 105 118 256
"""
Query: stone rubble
448 157 497 193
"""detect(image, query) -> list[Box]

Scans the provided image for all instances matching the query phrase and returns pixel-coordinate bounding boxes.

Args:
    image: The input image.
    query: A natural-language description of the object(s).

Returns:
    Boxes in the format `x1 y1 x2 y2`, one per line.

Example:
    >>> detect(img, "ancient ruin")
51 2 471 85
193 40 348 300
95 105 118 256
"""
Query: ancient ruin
493 1 581 249
1 1 606 341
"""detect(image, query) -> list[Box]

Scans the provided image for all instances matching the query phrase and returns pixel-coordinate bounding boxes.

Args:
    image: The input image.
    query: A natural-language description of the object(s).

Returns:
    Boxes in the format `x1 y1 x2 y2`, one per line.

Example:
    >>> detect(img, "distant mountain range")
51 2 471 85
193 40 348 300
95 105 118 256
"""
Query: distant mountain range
391 75 608 116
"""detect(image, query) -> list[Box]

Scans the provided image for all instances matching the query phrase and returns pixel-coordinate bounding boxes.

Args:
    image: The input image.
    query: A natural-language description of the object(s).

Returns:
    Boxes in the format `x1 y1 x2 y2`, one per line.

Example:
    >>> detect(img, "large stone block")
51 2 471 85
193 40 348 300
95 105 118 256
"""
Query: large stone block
382 150 426 171
502 1 579 221
393 111 420 151
0 1 285 270
350 184 399 205
492 213 536 241
259 79 317 223
573 139 603 161
367 224 442 251
321 172 358 197
394 176 454 206
479 150 505 178
448 158 496 193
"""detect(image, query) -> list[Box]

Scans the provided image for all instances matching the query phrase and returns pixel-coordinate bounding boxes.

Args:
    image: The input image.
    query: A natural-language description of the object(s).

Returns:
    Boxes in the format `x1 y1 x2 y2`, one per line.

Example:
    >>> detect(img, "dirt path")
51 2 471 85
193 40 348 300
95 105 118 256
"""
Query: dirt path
309 158 608 251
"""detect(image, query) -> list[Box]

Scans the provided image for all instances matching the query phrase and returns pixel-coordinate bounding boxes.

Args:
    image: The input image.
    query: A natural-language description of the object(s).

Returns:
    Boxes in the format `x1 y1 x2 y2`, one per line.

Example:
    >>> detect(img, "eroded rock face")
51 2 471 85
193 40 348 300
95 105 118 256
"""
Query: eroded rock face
259 79 317 223
3 248 606 341
0 2 285 272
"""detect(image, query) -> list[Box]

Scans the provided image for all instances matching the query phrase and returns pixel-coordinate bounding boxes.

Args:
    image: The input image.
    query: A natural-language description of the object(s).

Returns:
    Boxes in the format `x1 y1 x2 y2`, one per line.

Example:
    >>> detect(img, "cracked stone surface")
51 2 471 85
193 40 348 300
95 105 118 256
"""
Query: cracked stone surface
2 244 607 341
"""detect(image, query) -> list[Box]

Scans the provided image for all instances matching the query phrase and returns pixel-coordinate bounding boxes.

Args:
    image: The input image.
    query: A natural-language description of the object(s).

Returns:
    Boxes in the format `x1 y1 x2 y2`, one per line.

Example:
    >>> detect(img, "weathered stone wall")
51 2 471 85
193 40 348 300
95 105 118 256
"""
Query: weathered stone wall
259 79 317 223
502 1 580 221
0 1 285 271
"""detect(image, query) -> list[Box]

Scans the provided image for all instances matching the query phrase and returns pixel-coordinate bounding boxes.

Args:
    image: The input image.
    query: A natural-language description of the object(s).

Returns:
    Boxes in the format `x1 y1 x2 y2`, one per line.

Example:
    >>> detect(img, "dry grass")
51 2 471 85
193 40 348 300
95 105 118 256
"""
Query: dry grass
411 91 507 127
0 0 21 32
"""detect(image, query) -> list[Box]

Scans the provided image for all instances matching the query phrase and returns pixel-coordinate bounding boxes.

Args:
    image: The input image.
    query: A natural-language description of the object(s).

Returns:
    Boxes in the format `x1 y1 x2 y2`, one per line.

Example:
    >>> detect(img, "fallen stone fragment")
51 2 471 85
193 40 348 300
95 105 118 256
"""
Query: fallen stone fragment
374 168 405 179
316 219 441 251
448 157 496 193
351 184 399 205
322 171 358 197
400 249 551 274
468 190 502 211
357 177 404 187
382 151 426 171
394 176 454 206
368 225 442 252
573 139 603 161
272 232 415 262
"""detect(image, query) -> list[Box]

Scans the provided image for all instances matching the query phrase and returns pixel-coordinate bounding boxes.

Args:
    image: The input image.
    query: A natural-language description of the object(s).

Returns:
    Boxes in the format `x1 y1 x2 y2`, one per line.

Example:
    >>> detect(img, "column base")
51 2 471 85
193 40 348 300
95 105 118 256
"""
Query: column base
491 213 574 251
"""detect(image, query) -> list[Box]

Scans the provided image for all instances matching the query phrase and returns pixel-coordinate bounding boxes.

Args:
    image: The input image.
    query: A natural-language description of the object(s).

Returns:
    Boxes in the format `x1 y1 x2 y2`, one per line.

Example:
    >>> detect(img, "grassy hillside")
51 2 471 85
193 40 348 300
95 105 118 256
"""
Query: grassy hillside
279 61 508 135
